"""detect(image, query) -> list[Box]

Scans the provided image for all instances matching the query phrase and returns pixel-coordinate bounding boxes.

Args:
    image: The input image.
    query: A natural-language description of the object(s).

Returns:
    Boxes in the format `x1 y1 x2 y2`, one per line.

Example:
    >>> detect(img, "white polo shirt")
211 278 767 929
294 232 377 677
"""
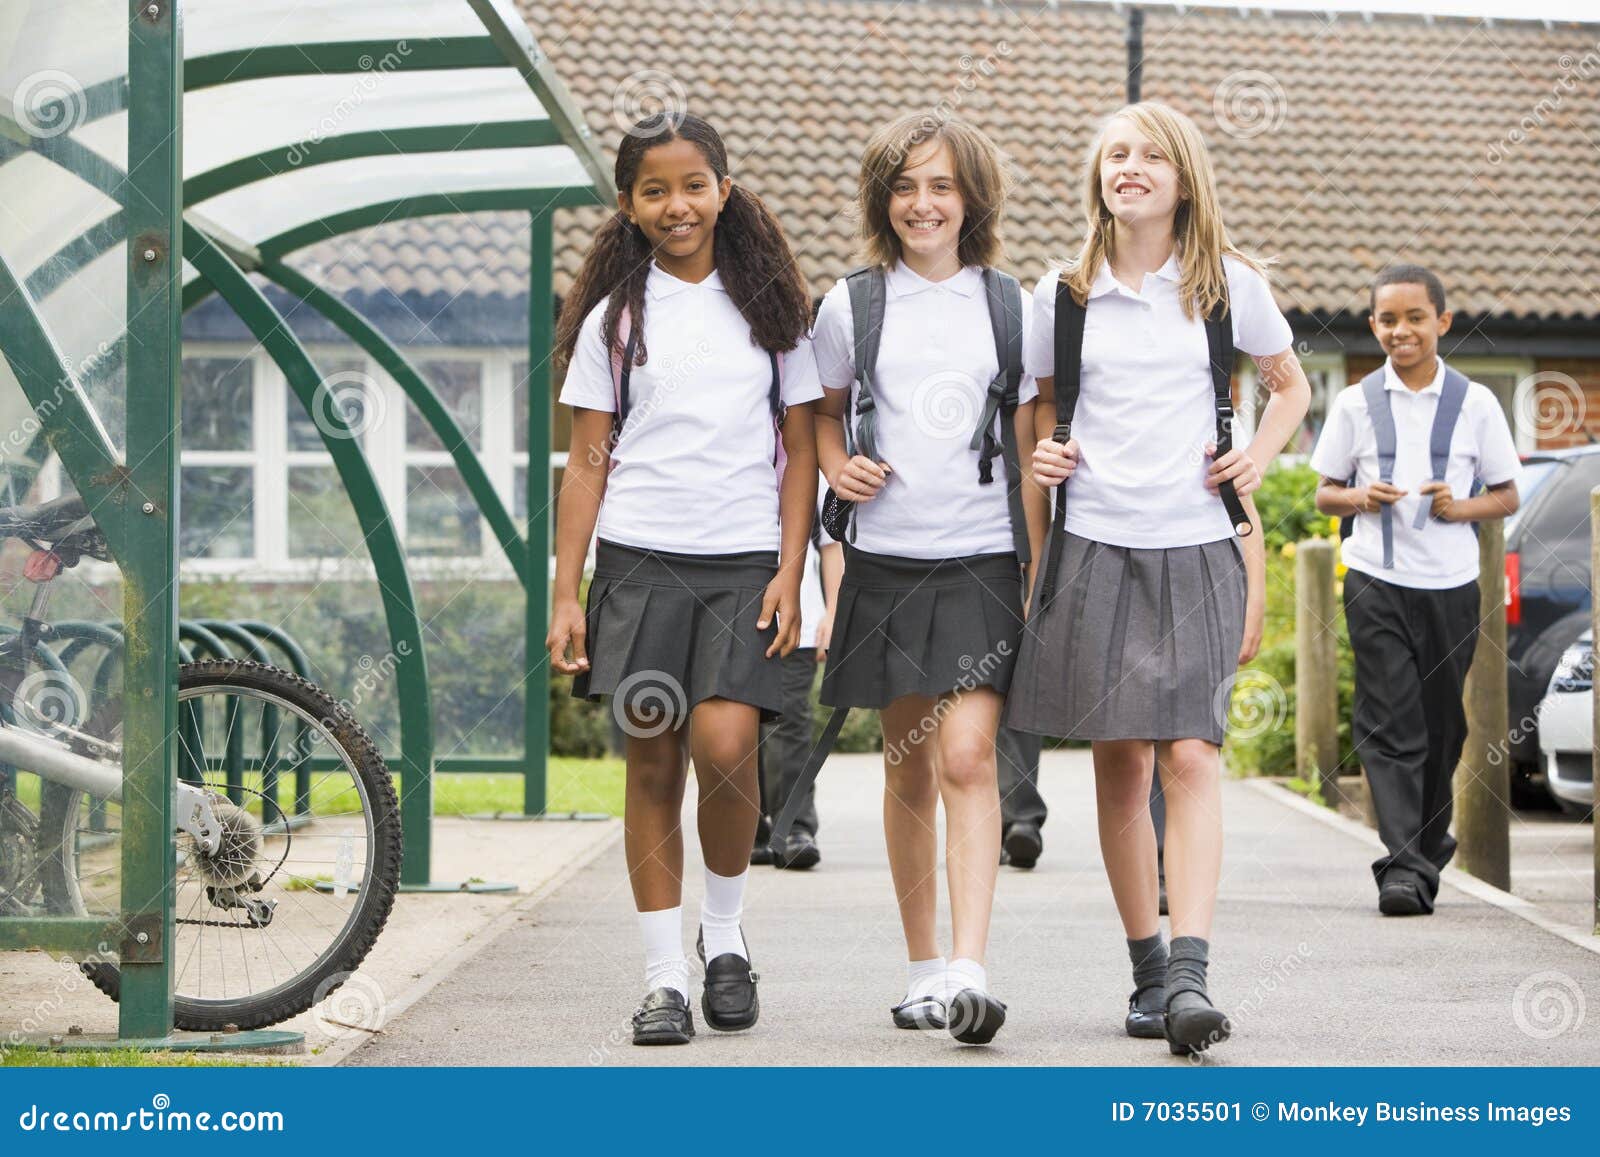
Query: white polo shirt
1025 253 1295 549
810 261 1038 559
559 262 824 555
1310 357 1521 589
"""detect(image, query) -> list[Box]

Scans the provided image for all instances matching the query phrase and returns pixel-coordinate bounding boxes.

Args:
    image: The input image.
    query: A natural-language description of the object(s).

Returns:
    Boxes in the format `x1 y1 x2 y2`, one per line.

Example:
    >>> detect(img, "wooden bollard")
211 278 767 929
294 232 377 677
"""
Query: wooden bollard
1591 488 1600 934
1455 518 1510 890
1294 539 1339 805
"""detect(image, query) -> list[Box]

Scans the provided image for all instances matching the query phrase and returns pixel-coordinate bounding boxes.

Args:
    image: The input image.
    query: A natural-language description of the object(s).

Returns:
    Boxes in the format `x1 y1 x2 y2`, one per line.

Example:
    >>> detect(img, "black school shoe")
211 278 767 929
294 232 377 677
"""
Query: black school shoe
695 928 760 1031
632 987 695 1045
947 988 1007 1045
890 994 947 1030
773 830 821 870
1125 986 1166 1039
750 816 774 866
1163 992 1231 1056
1379 876 1430 916
1003 822 1042 870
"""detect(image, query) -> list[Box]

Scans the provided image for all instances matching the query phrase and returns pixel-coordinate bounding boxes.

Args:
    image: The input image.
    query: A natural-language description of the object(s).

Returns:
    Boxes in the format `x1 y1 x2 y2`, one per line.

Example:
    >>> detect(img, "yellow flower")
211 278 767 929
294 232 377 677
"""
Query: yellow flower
1281 542 1297 559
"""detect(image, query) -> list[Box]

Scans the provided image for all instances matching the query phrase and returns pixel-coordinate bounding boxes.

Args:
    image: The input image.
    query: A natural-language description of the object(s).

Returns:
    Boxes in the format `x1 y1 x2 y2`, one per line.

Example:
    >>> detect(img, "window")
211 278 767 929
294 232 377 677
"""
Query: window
172 345 555 576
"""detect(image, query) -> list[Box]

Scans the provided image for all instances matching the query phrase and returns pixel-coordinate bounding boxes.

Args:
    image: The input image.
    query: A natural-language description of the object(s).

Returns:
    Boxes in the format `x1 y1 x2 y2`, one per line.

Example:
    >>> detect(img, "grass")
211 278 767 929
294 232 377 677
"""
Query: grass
2 757 627 823
1 1045 287 1067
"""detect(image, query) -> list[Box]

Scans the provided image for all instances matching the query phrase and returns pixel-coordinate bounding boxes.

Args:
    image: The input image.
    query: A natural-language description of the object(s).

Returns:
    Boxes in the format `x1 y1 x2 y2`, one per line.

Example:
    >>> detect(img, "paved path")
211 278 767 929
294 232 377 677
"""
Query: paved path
343 752 1600 1066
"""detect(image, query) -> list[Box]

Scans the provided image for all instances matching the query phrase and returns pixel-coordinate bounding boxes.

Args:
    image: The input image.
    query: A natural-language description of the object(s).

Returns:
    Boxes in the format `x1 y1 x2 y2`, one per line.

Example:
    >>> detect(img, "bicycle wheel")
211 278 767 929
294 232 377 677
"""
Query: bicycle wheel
36 659 402 1031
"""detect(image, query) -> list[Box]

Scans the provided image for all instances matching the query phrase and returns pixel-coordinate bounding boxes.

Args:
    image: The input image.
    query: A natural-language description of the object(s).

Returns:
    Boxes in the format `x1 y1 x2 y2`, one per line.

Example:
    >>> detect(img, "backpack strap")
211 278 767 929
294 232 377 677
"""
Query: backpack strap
768 704 850 854
610 306 638 440
1413 366 1470 530
1037 274 1085 611
1202 296 1253 539
835 267 887 545
972 267 1031 565
1359 368 1397 567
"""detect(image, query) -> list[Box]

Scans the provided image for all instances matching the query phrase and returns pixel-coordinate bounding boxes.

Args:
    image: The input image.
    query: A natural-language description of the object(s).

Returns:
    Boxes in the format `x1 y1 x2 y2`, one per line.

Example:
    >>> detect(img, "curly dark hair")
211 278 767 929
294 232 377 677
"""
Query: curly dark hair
555 114 812 373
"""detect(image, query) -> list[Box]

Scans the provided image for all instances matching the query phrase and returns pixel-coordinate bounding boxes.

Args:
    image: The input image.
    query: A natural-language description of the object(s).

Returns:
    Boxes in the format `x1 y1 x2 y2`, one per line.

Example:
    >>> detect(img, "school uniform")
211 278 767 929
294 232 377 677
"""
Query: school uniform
809 261 1037 709
1004 254 1293 745
559 261 824 724
757 485 834 837
1310 357 1520 907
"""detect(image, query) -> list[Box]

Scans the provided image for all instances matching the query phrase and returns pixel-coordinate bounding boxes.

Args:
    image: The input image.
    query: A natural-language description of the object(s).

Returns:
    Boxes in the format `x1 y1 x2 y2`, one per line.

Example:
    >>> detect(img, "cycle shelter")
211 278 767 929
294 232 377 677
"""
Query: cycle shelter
0 0 614 1049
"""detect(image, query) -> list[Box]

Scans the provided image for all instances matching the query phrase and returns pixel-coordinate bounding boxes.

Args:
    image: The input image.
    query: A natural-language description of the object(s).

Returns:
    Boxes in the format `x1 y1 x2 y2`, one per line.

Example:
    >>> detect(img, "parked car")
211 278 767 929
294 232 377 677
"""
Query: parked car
1505 446 1600 806
1534 629 1596 819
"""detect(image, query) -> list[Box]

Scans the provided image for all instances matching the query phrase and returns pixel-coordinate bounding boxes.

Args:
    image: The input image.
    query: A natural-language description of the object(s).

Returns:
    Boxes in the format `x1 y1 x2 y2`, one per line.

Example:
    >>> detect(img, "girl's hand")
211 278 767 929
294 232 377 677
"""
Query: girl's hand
1032 437 1079 488
546 596 589 674
758 576 802 659
1418 481 1459 521
834 455 891 502
1238 586 1265 664
1205 444 1262 498
815 611 834 660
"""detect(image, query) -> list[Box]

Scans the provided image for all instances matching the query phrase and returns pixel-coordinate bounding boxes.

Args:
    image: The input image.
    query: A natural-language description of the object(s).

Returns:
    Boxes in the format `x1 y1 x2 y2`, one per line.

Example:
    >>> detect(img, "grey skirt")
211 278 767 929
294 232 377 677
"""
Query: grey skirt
819 546 1024 709
571 539 783 724
1004 531 1246 746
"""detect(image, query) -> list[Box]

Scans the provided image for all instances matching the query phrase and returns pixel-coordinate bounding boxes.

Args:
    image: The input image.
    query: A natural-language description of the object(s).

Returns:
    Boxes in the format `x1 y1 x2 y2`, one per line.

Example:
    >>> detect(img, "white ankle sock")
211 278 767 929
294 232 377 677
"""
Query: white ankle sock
638 906 689 1000
700 867 748 962
948 956 988 995
906 956 948 1001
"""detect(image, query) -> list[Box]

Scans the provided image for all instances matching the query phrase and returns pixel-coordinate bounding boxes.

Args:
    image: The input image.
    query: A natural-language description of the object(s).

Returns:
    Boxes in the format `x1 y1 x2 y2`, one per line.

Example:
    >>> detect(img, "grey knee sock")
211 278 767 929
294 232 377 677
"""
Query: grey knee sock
1166 935 1212 1014
1127 933 1167 1012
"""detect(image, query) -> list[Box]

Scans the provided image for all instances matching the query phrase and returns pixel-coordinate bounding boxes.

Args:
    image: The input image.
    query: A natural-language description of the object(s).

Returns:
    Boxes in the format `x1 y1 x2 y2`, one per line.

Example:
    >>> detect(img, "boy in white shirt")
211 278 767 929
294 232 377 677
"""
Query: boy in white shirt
1311 265 1521 916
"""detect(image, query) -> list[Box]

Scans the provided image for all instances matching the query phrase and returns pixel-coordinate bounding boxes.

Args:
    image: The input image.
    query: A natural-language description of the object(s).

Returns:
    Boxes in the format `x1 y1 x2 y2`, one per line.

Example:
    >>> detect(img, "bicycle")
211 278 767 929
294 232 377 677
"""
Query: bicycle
0 494 402 1031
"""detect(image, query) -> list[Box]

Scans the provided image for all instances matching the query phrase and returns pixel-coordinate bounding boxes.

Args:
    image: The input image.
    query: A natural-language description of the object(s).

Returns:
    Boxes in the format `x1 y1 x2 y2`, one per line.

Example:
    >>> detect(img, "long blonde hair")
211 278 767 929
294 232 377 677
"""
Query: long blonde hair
1061 101 1272 319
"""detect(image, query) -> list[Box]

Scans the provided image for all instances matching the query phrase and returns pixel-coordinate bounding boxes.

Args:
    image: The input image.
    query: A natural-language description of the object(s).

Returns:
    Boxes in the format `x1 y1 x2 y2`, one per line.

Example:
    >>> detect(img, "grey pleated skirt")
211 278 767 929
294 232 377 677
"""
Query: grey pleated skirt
1004 530 1246 746
820 546 1024 709
571 539 783 724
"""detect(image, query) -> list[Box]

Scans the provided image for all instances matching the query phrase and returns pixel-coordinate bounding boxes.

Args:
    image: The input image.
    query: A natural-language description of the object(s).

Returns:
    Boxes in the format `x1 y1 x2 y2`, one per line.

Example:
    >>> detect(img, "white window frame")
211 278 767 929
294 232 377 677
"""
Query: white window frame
155 342 553 582
1448 356 1537 452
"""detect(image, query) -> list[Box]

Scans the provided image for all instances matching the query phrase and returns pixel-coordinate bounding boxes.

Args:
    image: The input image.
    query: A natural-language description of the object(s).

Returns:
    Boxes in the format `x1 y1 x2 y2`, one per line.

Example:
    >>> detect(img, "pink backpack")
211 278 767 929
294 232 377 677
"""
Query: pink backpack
607 305 788 487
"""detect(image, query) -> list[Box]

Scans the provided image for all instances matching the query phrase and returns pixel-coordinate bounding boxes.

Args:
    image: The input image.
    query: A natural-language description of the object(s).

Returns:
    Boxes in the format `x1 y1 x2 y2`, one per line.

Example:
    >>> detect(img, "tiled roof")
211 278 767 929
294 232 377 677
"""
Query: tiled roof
293 0 1600 325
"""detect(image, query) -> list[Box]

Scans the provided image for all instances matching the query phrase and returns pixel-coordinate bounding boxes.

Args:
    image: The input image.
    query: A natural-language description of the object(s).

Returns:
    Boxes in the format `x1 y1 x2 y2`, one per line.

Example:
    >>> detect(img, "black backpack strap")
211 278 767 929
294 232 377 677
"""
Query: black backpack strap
971 268 1031 564
1037 274 1085 611
1203 295 1253 539
617 320 640 434
769 705 850 853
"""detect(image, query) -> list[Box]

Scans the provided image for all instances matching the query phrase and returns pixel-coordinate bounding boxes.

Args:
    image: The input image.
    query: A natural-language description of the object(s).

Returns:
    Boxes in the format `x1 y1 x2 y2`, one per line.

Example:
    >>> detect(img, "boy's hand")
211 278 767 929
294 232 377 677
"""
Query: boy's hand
834 455 891 502
815 611 834 661
1204 443 1262 497
1032 437 1079 488
1356 481 1407 513
546 597 589 674
1418 481 1459 521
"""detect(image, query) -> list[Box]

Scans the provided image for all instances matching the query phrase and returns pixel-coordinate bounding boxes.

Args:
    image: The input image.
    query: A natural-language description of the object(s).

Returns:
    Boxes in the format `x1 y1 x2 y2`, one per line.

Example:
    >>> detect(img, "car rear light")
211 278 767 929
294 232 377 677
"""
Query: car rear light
1505 550 1521 627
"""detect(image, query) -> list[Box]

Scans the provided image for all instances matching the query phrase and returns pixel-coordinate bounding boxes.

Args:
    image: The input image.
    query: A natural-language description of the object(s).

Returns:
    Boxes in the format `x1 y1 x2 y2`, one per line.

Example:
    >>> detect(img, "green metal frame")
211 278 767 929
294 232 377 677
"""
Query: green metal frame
183 224 438 884
525 209 554 814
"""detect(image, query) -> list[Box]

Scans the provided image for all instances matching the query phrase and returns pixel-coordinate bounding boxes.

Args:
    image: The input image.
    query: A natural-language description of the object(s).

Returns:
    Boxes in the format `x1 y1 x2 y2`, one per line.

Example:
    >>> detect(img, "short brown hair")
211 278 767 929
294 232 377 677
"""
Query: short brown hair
856 113 1009 270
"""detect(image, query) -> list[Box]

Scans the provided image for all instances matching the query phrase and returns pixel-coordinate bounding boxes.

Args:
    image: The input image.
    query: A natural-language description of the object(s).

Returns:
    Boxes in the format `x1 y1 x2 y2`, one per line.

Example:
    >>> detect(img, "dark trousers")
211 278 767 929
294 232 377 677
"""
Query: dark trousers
997 725 1047 830
1343 569 1479 907
757 648 820 837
